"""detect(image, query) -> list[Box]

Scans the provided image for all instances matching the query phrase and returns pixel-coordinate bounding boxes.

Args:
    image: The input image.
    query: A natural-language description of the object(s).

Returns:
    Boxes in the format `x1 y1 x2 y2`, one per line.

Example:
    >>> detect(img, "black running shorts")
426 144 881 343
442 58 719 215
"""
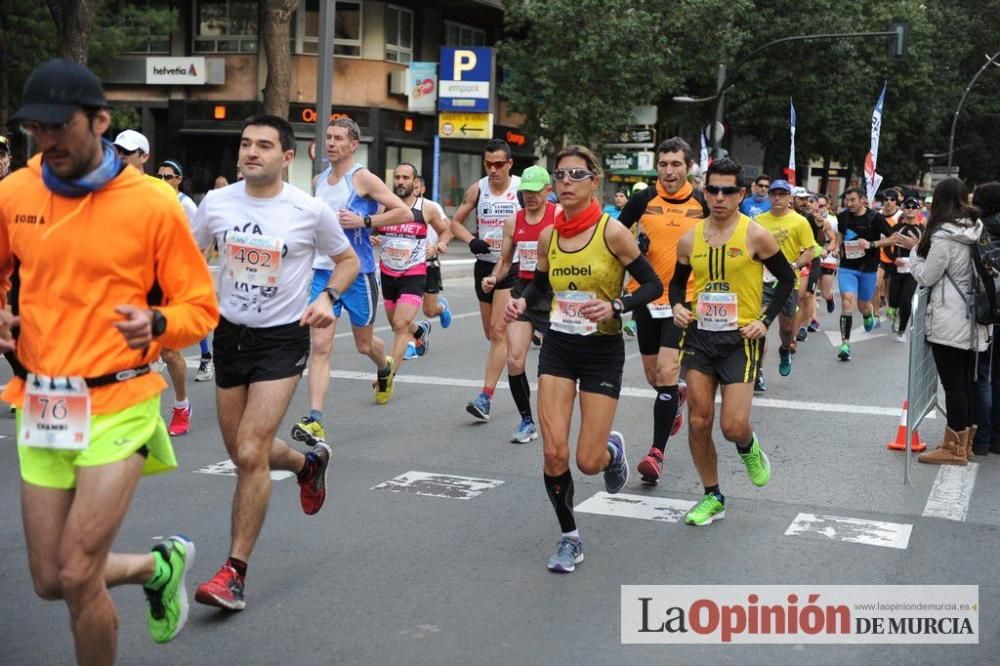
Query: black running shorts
511 278 551 333
474 258 518 304
679 325 761 385
632 301 685 355
538 329 624 399
213 317 310 389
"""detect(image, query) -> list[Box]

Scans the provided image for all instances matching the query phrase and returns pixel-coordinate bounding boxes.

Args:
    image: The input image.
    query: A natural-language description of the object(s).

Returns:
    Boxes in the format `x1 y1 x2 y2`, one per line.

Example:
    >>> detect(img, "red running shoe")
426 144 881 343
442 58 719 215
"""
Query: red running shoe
195 563 245 611
637 447 664 483
671 382 688 436
168 406 191 436
298 442 331 515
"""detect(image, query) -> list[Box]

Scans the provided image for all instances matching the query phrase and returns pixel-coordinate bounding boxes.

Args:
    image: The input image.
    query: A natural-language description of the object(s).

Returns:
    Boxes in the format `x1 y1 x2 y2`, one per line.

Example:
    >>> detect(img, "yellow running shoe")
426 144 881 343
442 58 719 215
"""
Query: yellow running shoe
374 356 395 405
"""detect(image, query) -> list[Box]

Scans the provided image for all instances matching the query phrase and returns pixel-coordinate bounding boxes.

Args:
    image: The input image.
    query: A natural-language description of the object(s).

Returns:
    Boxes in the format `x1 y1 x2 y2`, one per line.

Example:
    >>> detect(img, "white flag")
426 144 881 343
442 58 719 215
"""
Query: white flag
864 82 887 201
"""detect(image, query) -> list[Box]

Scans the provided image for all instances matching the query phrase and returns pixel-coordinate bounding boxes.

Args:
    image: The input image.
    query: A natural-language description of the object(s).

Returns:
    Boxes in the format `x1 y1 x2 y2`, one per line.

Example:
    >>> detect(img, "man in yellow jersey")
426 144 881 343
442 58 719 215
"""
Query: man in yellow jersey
670 158 794 527
753 179 815 386
0 59 218 661
617 137 708 483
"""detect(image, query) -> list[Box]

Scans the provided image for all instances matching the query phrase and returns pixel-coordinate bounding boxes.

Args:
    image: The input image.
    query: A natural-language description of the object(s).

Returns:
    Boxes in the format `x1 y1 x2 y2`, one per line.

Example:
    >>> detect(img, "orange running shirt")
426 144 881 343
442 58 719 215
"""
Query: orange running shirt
0 155 219 414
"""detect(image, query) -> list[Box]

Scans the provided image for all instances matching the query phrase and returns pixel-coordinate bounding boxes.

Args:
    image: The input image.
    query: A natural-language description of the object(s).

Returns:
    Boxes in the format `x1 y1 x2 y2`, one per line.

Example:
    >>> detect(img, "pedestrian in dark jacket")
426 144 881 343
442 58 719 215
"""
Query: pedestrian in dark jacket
971 181 1000 456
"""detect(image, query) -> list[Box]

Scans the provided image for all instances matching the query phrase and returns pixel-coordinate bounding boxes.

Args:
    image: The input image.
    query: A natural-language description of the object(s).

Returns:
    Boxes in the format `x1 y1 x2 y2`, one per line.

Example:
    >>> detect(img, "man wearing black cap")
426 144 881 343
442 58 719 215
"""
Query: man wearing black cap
0 59 218 661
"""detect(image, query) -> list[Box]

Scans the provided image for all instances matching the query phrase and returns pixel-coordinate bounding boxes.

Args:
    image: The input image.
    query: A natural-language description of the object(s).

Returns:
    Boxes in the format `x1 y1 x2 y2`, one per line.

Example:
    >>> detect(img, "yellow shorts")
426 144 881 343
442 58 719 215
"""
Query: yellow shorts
17 395 177 489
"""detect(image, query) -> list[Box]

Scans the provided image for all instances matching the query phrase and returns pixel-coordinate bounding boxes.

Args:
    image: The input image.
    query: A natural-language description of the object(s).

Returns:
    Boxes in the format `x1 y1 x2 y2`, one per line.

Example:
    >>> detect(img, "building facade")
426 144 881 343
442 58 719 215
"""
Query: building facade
104 0 533 210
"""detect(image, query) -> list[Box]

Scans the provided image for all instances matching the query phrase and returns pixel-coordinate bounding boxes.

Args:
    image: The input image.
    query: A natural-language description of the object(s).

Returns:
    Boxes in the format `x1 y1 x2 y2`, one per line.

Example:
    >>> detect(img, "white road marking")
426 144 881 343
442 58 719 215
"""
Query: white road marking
193 459 295 481
576 491 696 523
824 326 888 347
371 471 503 499
784 512 912 549
922 462 979 522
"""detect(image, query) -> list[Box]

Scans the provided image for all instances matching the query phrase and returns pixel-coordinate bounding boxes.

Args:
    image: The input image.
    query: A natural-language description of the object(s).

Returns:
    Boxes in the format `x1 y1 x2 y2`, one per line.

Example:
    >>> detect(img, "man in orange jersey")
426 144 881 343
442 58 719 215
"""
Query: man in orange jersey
0 59 218 662
616 137 708 483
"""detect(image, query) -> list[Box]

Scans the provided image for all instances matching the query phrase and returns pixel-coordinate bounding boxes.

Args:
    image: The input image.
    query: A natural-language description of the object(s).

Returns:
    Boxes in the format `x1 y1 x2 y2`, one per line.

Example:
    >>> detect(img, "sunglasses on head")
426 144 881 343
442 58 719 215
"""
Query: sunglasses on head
552 168 594 182
483 160 509 170
706 185 741 196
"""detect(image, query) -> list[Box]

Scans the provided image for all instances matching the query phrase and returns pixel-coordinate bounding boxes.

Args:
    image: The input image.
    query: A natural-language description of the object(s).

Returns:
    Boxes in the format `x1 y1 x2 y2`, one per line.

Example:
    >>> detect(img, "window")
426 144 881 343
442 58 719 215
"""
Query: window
384 4 413 64
444 21 485 47
293 0 362 58
119 0 173 54
439 152 483 218
194 0 258 53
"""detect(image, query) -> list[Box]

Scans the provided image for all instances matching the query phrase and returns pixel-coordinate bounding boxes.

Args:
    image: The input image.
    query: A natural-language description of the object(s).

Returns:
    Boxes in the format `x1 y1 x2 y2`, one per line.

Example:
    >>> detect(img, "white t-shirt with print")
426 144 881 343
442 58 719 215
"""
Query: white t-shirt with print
193 180 351 327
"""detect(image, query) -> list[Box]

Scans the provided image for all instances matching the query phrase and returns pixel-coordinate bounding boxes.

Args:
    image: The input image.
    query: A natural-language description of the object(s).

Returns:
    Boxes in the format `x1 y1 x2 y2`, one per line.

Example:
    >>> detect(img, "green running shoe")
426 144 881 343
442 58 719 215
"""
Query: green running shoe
291 416 326 443
144 535 195 644
684 493 726 526
838 342 851 361
740 435 771 487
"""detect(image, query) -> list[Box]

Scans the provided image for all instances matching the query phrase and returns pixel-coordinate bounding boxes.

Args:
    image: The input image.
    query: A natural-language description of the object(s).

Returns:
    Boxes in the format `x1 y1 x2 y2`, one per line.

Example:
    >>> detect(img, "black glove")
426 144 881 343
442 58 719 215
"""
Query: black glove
637 232 650 255
469 238 490 255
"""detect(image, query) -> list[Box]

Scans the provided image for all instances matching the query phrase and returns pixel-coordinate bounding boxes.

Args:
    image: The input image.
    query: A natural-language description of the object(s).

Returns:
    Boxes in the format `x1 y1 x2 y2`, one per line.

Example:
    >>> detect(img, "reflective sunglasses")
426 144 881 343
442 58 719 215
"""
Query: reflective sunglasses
552 168 595 182
483 160 510 170
706 185 742 196
903 203 921 210
156 173 179 180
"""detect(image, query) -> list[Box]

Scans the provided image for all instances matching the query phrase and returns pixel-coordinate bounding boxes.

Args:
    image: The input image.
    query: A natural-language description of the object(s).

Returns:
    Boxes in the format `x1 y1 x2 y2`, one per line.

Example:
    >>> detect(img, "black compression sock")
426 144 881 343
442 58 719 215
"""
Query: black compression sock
544 471 576 533
652 385 679 453
227 557 248 577
509 373 532 420
840 314 853 340
704 485 724 503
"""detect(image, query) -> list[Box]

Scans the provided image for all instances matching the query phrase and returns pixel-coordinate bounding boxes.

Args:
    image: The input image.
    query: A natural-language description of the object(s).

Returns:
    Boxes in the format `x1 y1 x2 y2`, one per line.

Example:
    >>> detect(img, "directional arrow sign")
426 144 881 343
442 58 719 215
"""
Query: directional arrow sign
439 112 492 140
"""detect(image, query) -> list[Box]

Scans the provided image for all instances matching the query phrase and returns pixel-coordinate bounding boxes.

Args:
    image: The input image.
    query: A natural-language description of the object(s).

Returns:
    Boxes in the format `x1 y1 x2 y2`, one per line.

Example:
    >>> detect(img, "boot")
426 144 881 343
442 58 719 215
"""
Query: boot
967 425 983 459
917 427 968 466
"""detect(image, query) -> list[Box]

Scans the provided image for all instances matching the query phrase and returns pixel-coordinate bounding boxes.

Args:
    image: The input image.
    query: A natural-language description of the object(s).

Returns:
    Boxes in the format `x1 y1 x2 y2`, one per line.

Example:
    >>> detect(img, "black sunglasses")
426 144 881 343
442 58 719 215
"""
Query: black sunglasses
903 203 921 210
705 185 741 196
156 173 179 180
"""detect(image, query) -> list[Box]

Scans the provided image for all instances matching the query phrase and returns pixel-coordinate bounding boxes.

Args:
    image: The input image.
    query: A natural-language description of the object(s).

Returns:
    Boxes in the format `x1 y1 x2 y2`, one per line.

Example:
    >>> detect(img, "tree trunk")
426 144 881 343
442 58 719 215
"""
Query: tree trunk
46 0 98 64
261 0 300 119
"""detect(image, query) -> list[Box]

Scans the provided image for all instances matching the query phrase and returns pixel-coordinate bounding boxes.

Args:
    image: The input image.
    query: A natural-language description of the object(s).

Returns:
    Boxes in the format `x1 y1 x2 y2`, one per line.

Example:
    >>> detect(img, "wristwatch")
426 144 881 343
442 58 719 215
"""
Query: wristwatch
322 287 342 304
363 215 372 229
611 299 624 317
150 310 167 338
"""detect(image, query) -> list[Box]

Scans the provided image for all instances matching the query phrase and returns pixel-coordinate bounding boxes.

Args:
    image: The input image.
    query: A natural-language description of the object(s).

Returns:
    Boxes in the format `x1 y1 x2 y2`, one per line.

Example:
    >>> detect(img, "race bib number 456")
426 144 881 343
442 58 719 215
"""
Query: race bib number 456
225 232 283 287
551 290 597 335
19 374 90 450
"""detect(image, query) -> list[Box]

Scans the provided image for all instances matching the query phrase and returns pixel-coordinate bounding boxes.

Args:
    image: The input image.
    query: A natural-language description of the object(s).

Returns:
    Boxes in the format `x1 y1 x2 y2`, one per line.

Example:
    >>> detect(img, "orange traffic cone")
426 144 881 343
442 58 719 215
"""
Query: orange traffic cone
887 400 927 452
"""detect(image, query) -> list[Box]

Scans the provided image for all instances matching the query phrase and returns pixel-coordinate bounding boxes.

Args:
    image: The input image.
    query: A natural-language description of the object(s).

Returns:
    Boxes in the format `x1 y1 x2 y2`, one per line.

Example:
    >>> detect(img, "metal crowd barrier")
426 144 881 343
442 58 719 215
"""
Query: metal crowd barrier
905 287 945 484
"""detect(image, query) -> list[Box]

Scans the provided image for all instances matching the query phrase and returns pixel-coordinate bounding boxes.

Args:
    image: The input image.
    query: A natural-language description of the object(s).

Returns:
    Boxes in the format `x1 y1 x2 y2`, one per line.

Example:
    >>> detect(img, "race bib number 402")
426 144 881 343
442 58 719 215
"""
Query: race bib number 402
697 292 739 332
19 374 90 450
225 232 283 287
551 290 597 335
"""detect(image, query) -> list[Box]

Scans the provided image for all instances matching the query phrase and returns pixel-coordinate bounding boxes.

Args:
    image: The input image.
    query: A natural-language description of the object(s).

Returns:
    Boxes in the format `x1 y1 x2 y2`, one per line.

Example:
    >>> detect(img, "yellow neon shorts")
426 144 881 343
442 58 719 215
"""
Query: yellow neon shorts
17 395 177 489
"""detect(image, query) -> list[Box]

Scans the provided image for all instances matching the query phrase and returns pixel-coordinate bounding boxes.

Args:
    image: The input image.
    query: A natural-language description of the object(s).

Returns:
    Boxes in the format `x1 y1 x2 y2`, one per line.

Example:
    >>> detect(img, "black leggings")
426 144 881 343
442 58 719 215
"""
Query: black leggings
889 273 918 330
931 342 977 430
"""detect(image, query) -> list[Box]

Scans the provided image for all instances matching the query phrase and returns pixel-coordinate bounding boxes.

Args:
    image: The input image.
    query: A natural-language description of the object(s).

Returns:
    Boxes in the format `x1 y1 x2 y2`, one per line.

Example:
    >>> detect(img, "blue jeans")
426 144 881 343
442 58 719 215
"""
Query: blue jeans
973 325 1000 446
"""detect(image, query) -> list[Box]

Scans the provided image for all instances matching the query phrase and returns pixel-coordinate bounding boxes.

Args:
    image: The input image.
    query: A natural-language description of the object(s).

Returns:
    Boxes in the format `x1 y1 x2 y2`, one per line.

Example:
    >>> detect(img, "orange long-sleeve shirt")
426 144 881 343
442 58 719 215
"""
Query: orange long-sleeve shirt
0 155 219 413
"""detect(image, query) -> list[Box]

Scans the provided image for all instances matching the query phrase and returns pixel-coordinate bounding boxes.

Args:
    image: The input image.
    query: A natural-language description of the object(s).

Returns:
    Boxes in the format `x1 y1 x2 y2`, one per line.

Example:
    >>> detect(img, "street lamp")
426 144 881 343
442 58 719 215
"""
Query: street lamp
947 49 1000 170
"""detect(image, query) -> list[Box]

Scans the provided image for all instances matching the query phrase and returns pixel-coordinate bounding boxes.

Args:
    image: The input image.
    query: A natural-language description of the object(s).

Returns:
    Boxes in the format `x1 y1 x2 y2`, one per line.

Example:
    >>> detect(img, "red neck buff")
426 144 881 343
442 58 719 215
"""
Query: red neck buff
554 199 602 238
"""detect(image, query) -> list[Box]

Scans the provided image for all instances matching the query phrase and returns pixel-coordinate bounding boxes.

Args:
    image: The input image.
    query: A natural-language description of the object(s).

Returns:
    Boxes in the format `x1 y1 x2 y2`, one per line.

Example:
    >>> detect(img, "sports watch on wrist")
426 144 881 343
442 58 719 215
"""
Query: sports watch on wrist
611 299 624 317
322 287 342 304
363 215 372 229
150 310 167 338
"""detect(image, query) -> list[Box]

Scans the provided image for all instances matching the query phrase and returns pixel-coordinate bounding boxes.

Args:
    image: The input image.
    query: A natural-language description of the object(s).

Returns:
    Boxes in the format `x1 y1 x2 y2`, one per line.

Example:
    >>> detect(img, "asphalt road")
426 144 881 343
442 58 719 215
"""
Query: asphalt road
1 277 997 664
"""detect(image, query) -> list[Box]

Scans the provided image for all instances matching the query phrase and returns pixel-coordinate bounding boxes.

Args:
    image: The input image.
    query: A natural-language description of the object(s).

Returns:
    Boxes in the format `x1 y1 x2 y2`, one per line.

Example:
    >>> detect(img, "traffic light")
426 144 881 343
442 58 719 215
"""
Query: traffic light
890 22 908 59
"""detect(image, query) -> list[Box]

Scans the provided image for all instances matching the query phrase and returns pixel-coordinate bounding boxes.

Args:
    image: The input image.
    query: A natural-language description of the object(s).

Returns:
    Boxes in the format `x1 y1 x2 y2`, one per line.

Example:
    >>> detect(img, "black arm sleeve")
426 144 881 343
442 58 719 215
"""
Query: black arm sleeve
669 261 692 308
518 269 551 308
616 188 655 229
619 255 663 312
760 252 796 326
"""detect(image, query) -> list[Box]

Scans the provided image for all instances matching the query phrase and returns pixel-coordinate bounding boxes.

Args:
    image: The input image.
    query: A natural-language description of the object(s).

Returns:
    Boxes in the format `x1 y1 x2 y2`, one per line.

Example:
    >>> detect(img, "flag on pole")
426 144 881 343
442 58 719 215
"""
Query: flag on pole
786 98 797 185
699 129 709 175
864 82 887 200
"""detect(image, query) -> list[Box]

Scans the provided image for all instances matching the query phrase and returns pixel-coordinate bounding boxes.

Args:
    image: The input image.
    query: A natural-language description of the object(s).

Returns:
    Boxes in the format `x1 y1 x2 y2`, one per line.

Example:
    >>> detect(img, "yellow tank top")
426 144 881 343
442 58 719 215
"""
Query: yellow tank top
548 214 626 336
690 214 762 328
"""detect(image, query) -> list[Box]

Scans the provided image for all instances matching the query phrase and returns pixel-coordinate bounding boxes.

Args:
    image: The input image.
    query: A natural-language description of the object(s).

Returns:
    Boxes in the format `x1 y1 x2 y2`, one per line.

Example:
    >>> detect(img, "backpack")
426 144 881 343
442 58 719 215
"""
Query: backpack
971 238 1000 325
